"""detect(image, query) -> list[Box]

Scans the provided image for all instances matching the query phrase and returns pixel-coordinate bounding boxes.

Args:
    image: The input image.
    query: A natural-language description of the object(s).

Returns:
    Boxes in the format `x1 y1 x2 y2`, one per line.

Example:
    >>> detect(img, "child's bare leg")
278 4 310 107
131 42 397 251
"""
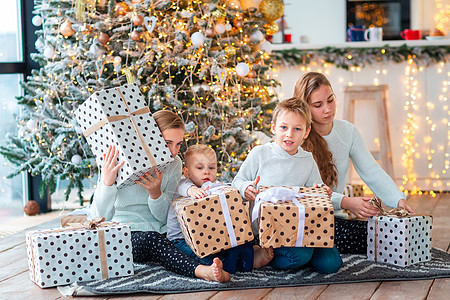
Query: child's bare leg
194 257 230 282
253 245 274 268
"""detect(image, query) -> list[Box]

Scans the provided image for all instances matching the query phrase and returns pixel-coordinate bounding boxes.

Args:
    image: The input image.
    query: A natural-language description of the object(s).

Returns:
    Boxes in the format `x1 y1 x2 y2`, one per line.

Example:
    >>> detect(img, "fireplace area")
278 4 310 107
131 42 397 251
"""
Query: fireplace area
347 0 411 40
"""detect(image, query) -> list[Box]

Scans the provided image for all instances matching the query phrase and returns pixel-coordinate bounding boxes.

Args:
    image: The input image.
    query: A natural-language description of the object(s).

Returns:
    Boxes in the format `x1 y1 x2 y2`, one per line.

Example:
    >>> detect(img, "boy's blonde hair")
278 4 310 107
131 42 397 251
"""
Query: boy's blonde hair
184 144 217 166
272 97 312 129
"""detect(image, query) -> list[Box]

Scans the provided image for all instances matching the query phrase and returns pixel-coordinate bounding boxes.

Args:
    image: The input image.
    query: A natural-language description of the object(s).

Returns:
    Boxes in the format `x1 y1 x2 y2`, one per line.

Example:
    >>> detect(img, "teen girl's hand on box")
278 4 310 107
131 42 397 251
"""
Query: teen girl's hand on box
103 145 125 186
341 196 379 219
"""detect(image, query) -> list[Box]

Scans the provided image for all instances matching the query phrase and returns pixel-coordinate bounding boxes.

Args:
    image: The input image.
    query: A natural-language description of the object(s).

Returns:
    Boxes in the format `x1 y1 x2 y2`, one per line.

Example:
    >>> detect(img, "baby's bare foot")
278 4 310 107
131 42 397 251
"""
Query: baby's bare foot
253 245 274 268
194 257 230 282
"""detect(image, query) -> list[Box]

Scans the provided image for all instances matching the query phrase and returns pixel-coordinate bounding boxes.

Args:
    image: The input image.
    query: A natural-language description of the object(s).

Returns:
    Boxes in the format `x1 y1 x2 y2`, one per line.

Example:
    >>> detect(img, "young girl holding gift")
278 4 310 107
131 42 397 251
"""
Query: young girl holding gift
90 110 230 282
293 72 414 254
232 98 343 273
166 144 273 274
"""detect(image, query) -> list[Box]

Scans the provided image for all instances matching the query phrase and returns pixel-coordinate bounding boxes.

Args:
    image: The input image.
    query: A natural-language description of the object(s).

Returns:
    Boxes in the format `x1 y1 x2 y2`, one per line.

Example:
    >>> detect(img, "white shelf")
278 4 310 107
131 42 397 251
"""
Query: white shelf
271 39 450 51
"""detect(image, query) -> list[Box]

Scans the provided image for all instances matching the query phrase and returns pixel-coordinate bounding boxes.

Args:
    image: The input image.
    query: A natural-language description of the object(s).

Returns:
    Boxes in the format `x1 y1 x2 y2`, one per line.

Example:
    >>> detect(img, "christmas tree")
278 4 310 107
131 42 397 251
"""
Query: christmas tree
0 0 283 201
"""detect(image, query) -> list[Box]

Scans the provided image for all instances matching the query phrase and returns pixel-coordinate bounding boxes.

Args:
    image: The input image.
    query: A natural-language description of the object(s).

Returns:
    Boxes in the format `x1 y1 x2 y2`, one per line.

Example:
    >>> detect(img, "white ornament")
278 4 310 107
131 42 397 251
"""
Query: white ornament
180 10 193 18
260 40 272 53
225 23 232 31
191 32 205 47
44 47 55 59
250 30 264 42
35 39 44 50
236 62 249 77
214 23 226 35
113 56 122 66
71 154 82 165
26 119 38 130
143 16 157 33
32 15 43 27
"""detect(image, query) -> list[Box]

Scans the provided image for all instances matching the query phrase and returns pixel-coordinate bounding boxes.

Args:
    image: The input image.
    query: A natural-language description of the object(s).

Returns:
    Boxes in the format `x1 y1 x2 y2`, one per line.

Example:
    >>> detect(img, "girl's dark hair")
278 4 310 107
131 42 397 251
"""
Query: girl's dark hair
293 72 338 188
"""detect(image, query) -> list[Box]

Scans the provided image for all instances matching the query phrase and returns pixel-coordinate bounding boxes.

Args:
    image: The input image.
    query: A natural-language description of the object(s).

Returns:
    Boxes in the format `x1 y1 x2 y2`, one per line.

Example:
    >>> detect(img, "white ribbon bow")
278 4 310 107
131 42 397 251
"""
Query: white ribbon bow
252 187 325 247
201 181 238 248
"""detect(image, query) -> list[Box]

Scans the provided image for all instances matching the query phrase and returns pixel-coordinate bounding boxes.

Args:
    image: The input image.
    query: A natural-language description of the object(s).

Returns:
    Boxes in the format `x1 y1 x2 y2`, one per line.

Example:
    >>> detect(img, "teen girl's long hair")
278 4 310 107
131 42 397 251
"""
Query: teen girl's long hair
293 72 338 189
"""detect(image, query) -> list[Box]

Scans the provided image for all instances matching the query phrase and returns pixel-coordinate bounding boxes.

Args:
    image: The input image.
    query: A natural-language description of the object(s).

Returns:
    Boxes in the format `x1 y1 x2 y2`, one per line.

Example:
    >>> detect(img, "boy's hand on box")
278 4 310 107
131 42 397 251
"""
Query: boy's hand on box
103 145 125 186
187 186 209 199
342 196 379 219
313 183 332 198
244 176 260 202
135 169 163 199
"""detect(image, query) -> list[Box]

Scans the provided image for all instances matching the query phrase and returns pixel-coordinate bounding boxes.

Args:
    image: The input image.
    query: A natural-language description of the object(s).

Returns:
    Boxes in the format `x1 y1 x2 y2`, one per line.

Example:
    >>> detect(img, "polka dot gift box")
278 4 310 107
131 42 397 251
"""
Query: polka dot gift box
254 186 335 248
367 199 432 267
25 221 134 288
174 184 254 258
73 83 173 188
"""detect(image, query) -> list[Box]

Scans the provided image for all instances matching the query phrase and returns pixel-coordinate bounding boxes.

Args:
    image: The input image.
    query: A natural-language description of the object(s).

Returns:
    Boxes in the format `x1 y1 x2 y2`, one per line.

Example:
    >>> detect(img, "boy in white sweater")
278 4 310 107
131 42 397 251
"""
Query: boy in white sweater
167 144 273 273
232 98 342 273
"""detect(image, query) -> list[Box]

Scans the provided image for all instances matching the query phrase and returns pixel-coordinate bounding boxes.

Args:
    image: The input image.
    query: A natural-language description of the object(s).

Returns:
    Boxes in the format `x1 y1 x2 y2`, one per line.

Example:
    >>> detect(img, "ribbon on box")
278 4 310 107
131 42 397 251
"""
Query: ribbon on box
82 87 157 167
201 182 238 248
28 217 114 282
252 187 326 247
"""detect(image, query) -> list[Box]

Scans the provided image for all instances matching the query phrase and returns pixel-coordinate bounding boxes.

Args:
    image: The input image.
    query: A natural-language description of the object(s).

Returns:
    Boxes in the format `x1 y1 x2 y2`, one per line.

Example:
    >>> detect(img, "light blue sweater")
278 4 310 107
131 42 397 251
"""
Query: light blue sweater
232 142 332 198
90 156 182 233
324 119 406 216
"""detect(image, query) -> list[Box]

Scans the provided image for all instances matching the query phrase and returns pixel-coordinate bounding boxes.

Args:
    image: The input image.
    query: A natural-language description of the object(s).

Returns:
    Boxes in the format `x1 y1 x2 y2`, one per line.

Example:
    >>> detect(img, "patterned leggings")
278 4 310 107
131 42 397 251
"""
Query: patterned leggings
131 231 200 277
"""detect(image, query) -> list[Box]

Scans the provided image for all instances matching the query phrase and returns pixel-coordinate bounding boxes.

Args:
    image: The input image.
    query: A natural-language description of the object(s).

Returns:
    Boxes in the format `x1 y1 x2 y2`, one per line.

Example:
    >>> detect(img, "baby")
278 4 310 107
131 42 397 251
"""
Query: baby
166 144 273 273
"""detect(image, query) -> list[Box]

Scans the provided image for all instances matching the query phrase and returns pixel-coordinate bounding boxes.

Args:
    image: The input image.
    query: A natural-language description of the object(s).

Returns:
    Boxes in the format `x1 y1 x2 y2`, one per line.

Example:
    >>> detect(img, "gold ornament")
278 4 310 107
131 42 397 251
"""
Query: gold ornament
240 0 262 10
212 9 226 20
225 45 236 56
60 20 75 37
264 21 279 35
248 69 257 78
131 0 143 3
132 15 144 26
98 33 110 45
233 17 243 28
130 31 141 41
259 0 284 22
115 2 129 16
81 24 92 35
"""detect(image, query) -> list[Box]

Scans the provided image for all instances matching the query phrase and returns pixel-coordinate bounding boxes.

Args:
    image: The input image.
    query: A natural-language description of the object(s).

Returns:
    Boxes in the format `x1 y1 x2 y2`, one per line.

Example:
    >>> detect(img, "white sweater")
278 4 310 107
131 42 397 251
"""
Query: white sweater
324 119 405 216
90 156 182 233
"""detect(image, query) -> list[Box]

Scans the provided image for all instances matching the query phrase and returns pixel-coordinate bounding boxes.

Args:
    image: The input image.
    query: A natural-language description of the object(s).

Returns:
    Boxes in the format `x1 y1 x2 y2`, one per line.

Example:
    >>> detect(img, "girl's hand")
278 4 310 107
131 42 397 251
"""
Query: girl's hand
187 186 209 199
313 183 332 198
398 199 415 213
102 145 125 186
244 176 260 202
341 196 379 219
135 169 163 199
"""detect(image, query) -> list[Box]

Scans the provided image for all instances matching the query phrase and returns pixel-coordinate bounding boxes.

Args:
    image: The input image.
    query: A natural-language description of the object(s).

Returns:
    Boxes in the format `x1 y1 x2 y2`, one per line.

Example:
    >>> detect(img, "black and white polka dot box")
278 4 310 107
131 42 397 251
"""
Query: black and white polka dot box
367 215 432 267
25 223 134 288
73 83 173 188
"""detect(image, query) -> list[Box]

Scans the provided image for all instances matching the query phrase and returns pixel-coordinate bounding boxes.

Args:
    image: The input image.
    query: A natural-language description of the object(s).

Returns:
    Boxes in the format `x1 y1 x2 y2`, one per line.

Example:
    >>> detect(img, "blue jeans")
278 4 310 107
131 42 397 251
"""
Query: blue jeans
270 246 343 274
172 239 254 274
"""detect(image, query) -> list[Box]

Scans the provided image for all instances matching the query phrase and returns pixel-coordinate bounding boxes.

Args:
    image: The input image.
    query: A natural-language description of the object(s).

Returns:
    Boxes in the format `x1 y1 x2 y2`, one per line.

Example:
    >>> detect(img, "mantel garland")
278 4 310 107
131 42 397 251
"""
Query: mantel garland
273 44 450 69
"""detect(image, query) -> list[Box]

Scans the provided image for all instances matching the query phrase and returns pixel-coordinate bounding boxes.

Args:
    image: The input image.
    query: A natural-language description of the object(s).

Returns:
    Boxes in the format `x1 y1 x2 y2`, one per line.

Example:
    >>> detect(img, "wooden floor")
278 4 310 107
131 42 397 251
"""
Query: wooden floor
1 193 449 300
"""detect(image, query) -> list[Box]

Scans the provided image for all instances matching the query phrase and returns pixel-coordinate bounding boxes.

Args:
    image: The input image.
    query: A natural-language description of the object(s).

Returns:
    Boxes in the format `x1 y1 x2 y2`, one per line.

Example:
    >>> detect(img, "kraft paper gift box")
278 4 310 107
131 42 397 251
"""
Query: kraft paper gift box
74 83 173 188
343 184 364 197
254 186 335 248
175 184 254 258
367 199 432 267
25 219 134 288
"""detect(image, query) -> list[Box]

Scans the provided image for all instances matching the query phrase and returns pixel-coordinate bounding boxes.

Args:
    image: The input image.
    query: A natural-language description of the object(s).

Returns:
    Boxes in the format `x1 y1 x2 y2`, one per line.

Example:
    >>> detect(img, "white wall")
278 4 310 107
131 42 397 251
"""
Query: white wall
283 0 347 44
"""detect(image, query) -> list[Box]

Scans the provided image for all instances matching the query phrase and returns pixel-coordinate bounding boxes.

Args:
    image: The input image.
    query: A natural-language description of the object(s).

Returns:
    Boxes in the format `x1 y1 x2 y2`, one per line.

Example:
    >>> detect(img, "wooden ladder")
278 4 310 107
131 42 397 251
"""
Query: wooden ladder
342 84 394 178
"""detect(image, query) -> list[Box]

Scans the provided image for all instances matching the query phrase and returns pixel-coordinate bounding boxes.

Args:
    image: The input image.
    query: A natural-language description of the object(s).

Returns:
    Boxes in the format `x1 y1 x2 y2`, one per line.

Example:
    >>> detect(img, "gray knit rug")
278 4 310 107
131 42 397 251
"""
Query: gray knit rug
59 248 450 296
